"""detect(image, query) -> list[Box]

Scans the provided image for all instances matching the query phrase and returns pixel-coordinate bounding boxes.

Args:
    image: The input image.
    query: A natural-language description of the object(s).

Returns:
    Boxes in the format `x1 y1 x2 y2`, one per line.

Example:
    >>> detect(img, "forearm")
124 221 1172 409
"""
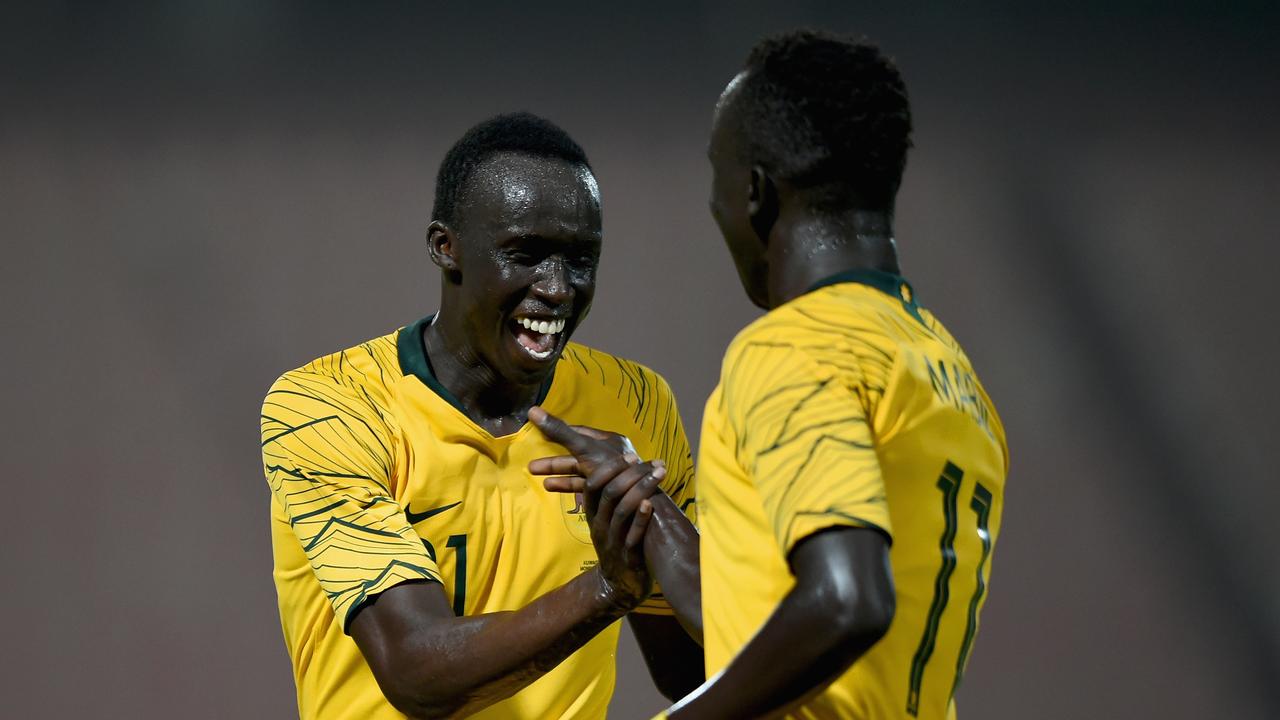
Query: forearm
359 569 632 718
643 492 703 642
667 573 888 719
433 572 627 714
629 614 706 701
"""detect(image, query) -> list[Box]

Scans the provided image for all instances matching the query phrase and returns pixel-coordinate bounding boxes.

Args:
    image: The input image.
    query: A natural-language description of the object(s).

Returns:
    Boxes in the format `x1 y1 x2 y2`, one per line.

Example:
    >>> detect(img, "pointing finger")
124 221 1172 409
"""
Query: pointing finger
529 406 594 454
570 425 614 441
571 425 639 461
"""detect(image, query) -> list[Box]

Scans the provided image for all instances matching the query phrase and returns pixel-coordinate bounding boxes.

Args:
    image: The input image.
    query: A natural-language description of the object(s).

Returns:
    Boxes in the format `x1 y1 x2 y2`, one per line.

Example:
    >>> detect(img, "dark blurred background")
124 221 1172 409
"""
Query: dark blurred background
3 2 1277 718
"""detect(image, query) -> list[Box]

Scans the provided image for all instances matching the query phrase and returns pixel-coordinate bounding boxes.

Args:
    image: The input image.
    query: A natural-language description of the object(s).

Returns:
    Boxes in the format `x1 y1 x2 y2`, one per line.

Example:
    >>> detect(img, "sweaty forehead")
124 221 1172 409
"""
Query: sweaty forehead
710 71 750 155
457 152 601 237
717 71 748 116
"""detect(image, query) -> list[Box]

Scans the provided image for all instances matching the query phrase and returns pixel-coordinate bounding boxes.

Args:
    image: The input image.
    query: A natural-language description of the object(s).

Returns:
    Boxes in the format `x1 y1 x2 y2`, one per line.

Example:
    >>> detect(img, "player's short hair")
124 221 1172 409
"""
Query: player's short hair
734 30 913 213
432 112 593 226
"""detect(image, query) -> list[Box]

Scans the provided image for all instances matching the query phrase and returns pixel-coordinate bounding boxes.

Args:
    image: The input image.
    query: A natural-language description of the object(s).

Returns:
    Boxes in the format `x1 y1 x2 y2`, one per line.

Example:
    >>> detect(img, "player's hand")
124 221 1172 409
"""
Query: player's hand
529 406 661 605
528 420 640 482
585 458 664 589
527 404 660 520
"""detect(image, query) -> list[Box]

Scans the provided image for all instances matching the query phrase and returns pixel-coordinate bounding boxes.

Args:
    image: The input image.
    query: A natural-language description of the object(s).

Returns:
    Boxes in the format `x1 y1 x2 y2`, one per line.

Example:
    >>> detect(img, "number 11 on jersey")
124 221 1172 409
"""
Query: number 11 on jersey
907 462 993 716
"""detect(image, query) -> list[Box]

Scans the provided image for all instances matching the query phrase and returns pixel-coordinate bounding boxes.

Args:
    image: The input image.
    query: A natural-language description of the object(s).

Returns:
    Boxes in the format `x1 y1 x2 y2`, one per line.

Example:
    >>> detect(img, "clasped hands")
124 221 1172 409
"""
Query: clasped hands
527 406 667 609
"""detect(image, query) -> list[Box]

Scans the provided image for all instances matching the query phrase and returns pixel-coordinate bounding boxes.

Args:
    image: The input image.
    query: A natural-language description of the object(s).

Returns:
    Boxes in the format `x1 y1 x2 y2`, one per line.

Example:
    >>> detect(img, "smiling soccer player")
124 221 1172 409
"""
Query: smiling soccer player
259 113 702 719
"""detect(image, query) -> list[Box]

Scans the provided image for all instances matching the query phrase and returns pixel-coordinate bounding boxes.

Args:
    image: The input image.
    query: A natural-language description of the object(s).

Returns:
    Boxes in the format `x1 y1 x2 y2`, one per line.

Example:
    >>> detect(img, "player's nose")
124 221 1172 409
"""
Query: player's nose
530 257 573 305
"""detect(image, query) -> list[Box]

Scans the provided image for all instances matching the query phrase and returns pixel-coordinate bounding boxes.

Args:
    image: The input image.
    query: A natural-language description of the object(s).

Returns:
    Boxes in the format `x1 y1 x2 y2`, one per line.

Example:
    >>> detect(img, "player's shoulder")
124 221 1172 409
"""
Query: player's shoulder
263 327 403 417
724 287 878 356
557 341 677 401
914 304 963 352
721 285 911 391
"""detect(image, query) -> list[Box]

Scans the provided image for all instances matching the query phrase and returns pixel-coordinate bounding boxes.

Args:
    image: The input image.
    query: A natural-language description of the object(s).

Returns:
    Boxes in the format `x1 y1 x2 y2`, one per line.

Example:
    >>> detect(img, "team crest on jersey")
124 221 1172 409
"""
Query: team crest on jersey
560 491 592 544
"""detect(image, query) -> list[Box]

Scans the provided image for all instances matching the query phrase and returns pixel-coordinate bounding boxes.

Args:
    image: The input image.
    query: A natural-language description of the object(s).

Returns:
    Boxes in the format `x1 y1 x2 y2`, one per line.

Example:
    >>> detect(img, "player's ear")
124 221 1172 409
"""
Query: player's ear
427 221 462 281
747 165 778 246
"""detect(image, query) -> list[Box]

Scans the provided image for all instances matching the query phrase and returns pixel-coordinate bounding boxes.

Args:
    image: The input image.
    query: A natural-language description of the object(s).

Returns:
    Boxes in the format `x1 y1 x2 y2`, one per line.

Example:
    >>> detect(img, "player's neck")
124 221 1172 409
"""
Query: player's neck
766 208 900 308
421 317 544 433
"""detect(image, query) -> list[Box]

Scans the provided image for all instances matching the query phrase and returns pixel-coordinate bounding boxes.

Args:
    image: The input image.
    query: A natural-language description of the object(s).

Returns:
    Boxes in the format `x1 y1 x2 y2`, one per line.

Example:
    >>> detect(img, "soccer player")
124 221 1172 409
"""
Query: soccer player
533 31 1009 719
259 112 703 719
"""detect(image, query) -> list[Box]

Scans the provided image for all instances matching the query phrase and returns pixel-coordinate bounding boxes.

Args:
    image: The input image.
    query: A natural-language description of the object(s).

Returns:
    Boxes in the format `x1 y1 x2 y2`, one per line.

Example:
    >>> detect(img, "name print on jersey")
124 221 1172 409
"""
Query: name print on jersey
923 355 996 440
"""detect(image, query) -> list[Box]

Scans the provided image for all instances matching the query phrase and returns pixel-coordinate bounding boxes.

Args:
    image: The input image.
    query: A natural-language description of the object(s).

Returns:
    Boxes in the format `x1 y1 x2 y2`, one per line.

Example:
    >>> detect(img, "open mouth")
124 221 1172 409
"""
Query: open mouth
510 316 567 361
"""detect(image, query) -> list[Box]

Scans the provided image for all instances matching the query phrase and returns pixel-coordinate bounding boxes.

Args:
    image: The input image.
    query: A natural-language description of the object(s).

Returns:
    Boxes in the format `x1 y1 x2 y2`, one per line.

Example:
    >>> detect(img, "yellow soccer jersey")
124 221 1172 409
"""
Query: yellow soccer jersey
260 315 695 720
698 270 1008 719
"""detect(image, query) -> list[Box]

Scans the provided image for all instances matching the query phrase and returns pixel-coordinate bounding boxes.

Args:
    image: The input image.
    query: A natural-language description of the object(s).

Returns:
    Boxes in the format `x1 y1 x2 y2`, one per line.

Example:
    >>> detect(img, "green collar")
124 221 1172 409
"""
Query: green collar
805 268 925 324
396 314 556 415
806 268 913 300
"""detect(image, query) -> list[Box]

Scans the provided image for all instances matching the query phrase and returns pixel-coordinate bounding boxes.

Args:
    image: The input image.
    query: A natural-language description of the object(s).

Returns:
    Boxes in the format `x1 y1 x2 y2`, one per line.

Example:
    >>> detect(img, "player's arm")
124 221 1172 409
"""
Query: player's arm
530 408 705 700
637 477 703 643
666 528 893 719
628 612 706 701
664 340 895 718
264 374 658 720
627 491 704 699
637 379 705 648
350 457 663 719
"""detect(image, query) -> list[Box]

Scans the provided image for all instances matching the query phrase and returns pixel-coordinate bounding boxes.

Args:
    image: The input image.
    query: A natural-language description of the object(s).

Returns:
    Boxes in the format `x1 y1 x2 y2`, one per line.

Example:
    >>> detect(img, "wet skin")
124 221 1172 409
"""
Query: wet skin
424 152 602 436
535 71 902 719
708 71 901 310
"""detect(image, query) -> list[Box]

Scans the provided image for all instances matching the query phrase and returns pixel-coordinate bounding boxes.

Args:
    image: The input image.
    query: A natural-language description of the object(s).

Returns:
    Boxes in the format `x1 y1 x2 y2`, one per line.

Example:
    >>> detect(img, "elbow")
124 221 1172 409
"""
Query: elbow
788 528 897 670
399 707 455 720
856 590 896 646
829 583 896 654
379 661 520 720
374 656 475 720
382 685 467 720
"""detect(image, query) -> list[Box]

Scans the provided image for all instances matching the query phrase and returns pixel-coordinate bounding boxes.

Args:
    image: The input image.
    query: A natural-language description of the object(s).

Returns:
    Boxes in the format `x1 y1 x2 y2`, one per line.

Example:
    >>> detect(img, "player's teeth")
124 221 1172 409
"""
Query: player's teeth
515 317 567 334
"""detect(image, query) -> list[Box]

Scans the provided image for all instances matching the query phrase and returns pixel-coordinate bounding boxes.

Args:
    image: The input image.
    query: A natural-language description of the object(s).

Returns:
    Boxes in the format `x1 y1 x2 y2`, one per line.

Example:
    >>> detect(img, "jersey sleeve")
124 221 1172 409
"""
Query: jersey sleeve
261 369 441 632
629 368 697 615
722 336 892 556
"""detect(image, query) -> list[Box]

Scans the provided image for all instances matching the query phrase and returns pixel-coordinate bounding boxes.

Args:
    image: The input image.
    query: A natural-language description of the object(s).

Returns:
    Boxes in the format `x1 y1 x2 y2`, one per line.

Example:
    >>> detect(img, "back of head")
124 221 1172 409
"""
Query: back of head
735 30 913 214
432 112 592 227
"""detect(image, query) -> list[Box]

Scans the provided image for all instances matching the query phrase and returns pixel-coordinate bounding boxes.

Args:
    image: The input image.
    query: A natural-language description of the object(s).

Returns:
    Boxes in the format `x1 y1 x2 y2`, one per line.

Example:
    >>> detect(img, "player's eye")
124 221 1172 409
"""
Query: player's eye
569 251 599 268
503 247 540 265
